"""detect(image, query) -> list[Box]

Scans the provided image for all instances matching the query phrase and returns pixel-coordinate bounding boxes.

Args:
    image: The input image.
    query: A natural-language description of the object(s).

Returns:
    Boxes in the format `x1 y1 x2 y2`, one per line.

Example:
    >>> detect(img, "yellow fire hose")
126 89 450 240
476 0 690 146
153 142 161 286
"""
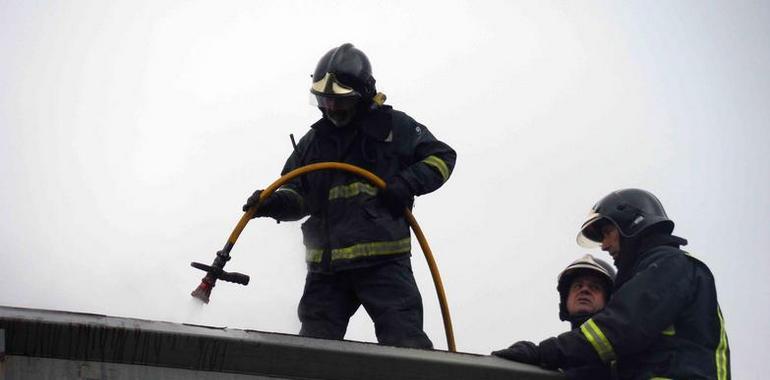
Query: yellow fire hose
192 162 456 351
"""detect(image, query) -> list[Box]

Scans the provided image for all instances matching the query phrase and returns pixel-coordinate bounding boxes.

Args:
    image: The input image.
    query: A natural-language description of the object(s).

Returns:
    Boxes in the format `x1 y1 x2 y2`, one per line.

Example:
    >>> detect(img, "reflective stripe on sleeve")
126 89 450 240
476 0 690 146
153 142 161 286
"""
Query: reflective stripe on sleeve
716 305 729 380
422 155 450 182
661 325 676 336
305 248 323 263
328 182 379 200
580 319 617 363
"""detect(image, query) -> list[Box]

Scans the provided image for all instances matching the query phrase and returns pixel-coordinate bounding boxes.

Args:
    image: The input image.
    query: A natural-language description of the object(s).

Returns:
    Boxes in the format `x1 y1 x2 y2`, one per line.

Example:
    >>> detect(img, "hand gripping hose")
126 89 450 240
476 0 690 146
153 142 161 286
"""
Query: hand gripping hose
190 162 456 352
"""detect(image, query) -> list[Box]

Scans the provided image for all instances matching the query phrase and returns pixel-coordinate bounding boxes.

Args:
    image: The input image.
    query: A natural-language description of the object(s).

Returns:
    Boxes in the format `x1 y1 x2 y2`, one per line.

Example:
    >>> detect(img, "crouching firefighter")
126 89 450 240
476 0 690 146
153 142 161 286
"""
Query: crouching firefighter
242 43 456 349
493 254 616 379
494 188 731 379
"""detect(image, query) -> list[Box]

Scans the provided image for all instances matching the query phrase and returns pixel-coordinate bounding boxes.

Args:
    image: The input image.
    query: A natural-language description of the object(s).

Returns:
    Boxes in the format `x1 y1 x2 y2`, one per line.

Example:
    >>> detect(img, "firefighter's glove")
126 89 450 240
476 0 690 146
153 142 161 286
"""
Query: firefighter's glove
380 176 414 218
242 189 281 218
491 341 540 365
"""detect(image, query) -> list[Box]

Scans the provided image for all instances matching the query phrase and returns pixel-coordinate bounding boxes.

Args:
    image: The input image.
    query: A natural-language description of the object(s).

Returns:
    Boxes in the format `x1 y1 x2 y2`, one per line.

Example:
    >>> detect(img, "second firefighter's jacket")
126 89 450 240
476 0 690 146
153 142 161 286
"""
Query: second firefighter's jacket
548 234 730 379
273 105 456 273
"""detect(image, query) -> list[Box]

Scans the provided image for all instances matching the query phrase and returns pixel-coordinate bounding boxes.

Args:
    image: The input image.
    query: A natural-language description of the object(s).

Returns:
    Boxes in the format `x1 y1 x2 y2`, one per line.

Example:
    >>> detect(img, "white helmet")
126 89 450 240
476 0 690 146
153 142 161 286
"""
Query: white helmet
557 254 616 321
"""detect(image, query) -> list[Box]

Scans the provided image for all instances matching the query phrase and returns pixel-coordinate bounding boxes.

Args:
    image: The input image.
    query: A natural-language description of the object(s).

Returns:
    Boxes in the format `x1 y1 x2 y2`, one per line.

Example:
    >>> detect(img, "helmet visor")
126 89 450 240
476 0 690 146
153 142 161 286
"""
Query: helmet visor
576 213 607 248
310 93 360 111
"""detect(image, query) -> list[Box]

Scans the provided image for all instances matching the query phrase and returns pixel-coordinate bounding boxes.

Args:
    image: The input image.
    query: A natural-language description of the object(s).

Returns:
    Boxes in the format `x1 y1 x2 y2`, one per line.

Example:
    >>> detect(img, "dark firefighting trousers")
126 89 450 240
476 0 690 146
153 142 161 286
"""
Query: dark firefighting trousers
298 257 433 349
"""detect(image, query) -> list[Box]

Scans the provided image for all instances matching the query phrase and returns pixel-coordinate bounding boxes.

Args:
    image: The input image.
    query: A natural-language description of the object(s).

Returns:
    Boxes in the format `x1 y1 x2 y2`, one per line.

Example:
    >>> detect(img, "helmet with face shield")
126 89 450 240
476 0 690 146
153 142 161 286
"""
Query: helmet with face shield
310 43 376 127
576 188 674 248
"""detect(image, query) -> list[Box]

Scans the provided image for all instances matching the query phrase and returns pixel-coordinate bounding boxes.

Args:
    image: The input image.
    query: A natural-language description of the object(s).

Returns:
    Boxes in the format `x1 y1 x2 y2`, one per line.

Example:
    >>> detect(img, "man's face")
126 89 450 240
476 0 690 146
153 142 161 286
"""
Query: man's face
323 106 357 127
600 224 621 260
314 94 360 127
566 274 607 316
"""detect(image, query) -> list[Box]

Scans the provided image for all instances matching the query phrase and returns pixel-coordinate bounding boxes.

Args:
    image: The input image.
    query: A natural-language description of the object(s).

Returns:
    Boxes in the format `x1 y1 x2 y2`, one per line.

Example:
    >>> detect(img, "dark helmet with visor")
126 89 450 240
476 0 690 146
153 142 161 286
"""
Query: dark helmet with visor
310 43 376 126
577 188 674 248
557 254 616 321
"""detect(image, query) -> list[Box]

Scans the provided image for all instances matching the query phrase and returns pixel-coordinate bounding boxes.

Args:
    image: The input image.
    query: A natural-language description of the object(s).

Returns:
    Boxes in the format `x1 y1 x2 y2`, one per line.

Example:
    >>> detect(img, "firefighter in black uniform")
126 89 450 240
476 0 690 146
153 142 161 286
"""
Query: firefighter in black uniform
242 43 456 349
494 254 616 379
496 189 731 379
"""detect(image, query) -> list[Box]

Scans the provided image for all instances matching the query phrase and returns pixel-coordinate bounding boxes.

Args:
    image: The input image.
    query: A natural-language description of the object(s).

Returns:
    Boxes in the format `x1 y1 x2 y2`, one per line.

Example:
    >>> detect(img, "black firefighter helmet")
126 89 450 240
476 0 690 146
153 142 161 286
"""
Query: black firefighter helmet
577 188 675 248
310 43 377 127
557 254 616 321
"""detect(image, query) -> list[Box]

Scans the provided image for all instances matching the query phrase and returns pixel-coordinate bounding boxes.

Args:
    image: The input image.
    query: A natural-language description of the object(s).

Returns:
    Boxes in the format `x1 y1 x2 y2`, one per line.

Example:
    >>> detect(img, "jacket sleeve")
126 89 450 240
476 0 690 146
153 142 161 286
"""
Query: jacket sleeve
268 134 312 221
548 251 696 367
397 118 456 196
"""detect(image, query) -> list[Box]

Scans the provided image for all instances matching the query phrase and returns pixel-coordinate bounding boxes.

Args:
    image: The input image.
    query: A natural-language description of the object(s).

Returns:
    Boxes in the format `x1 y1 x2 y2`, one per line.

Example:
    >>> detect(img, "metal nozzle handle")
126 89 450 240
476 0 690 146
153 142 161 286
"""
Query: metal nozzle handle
190 262 250 285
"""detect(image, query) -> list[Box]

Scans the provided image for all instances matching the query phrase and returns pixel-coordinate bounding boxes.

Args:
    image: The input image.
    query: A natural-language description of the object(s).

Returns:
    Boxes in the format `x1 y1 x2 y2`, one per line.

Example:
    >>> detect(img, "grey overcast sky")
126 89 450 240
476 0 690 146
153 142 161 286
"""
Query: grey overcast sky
1 0 768 377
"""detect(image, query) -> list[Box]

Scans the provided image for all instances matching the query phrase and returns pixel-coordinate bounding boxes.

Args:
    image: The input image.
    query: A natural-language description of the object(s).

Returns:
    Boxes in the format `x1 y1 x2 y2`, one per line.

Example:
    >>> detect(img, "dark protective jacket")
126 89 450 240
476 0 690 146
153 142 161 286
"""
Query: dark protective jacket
271 105 456 273
547 234 730 379
562 311 612 379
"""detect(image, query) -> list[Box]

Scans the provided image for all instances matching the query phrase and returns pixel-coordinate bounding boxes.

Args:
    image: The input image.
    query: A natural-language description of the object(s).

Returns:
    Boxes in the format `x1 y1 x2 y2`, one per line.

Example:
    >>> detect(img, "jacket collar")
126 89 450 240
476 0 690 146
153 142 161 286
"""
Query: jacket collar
359 106 393 142
567 312 593 330
310 106 393 142
635 233 688 253
614 232 688 288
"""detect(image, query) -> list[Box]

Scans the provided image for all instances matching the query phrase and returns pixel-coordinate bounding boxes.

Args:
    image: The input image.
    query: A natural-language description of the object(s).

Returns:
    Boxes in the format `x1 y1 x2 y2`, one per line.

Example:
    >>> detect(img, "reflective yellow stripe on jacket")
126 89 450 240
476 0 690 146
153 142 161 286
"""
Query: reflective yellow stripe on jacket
684 252 729 380
716 306 729 380
580 319 617 363
306 238 411 263
328 182 379 200
422 155 450 182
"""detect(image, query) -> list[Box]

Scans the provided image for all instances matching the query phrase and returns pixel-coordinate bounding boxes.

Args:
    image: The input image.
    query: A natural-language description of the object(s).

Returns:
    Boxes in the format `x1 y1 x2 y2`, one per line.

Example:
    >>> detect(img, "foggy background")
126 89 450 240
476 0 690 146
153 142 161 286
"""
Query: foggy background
1 1 768 377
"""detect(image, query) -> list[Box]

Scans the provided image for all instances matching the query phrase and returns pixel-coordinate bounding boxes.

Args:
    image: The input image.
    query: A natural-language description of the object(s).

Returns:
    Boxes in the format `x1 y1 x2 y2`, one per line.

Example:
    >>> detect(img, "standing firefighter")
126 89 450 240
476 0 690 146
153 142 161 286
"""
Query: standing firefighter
494 254 615 379
496 189 730 379
242 43 456 349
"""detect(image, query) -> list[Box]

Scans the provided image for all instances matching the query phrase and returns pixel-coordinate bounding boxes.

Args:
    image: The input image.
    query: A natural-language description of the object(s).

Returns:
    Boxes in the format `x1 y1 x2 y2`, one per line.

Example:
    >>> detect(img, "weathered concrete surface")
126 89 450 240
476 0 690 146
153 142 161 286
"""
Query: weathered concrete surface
0 305 563 380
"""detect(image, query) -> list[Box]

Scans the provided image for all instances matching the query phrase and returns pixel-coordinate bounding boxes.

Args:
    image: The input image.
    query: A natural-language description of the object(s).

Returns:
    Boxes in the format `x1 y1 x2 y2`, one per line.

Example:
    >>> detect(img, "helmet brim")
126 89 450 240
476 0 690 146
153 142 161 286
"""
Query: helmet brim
558 263 614 284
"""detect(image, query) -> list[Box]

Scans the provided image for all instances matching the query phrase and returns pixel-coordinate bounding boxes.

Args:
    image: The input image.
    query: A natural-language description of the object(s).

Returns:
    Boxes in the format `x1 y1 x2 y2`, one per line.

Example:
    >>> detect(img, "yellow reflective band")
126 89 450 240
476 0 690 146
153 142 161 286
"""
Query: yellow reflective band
305 238 411 263
650 378 672 379
716 306 729 380
661 324 676 336
328 182 379 200
580 319 617 363
683 253 729 380
306 248 323 263
422 155 450 182
331 238 411 261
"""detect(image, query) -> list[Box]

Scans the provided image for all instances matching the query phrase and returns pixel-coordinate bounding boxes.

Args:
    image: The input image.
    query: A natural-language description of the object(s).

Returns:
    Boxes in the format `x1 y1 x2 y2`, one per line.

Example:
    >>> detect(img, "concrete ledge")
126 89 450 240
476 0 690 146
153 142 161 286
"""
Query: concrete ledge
0 305 562 380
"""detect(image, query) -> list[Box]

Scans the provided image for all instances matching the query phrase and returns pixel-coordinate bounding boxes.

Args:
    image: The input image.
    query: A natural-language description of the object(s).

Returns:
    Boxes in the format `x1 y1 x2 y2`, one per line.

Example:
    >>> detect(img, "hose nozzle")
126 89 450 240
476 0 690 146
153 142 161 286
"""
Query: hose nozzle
191 278 214 303
190 250 250 304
